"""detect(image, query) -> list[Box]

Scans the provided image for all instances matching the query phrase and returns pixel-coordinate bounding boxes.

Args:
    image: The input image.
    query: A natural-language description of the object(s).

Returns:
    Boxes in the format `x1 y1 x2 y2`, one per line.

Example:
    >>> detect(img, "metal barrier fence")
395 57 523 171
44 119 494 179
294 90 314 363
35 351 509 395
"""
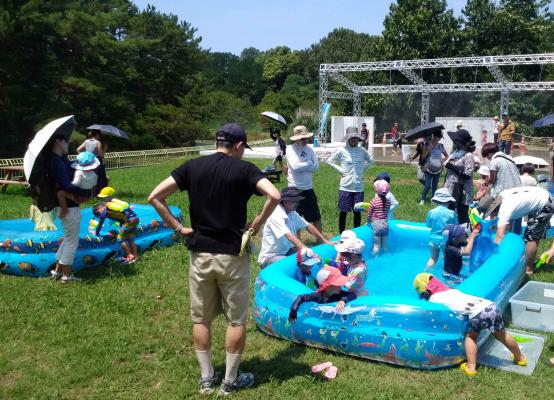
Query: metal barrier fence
0 139 273 180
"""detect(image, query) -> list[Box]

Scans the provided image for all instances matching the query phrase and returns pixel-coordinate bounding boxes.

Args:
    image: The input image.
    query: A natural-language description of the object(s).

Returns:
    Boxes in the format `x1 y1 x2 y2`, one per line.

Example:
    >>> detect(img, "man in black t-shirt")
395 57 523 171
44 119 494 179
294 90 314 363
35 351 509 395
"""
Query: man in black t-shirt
148 123 280 396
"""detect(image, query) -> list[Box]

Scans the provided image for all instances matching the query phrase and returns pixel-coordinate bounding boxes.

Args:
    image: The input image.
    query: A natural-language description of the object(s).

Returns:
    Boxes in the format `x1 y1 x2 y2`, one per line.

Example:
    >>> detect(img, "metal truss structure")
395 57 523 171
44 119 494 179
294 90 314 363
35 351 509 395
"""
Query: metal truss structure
319 53 554 142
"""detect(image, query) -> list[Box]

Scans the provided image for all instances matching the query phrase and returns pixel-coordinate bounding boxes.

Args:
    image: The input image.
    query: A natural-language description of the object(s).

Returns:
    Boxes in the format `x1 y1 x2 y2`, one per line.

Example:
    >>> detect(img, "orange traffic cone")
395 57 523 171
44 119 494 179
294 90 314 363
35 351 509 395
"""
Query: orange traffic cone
519 136 526 155
382 133 387 144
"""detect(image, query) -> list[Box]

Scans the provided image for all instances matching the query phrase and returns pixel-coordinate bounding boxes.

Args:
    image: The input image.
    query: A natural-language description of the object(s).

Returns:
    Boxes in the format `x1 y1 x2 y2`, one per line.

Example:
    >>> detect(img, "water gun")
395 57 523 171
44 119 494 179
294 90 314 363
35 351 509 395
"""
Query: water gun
535 252 549 269
353 202 370 213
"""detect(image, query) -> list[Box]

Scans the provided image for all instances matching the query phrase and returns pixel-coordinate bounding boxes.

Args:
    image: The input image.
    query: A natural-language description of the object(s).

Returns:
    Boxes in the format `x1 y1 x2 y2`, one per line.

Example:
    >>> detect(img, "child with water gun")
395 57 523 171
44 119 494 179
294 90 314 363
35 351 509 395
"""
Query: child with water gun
414 273 527 377
90 187 139 264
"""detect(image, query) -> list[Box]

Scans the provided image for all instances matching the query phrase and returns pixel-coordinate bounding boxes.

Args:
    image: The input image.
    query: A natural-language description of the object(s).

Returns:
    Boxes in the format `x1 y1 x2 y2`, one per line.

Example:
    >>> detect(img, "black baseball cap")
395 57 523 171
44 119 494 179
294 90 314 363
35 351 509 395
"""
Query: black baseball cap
216 123 251 149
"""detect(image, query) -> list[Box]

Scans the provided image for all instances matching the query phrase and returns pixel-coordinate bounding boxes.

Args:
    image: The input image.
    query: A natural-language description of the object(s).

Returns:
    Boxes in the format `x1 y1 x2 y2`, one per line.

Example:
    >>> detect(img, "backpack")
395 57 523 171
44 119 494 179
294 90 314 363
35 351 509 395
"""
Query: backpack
426 144 443 174
28 154 59 212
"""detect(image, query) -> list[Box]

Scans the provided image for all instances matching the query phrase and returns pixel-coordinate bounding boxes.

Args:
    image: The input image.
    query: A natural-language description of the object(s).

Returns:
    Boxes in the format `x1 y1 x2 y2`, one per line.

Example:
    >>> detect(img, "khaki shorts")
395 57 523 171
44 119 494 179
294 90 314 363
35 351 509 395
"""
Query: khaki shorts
189 251 250 325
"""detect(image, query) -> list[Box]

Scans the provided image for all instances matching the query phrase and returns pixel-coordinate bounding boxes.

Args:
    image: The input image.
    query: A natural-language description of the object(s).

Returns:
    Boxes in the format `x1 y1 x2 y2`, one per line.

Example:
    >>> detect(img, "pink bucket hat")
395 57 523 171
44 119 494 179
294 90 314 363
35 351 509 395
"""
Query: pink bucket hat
374 180 389 196
316 266 350 292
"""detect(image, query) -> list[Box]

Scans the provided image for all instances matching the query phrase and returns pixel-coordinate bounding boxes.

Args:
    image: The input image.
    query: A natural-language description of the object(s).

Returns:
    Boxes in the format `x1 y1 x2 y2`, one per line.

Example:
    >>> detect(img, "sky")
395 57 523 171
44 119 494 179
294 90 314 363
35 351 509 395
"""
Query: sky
132 0 469 55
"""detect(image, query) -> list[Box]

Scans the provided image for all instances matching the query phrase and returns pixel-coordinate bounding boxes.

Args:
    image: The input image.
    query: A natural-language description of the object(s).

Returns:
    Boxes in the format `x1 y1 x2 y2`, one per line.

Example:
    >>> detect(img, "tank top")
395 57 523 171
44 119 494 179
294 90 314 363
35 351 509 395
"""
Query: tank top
84 138 99 155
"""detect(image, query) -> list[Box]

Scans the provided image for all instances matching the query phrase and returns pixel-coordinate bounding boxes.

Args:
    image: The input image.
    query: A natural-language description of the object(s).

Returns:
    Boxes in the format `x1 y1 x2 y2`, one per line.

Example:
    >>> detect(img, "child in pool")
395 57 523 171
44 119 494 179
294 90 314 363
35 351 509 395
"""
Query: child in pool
288 266 357 323
327 229 356 273
334 237 368 296
92 198 139 264
365 180 391 255
294 248 320 289
414 273 527 376
425 188 458 268
474 165 491 201
442 224 479 283
373 172 399 218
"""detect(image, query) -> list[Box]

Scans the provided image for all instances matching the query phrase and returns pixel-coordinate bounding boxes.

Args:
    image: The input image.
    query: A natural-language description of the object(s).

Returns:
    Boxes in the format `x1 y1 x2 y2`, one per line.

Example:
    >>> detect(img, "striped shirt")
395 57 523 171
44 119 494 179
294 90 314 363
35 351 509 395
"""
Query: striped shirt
367 196 391 223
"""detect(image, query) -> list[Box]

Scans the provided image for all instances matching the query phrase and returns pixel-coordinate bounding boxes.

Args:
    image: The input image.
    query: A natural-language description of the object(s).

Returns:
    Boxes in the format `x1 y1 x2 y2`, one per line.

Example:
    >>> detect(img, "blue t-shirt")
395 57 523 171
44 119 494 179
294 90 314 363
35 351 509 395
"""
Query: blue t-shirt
426 205 458 245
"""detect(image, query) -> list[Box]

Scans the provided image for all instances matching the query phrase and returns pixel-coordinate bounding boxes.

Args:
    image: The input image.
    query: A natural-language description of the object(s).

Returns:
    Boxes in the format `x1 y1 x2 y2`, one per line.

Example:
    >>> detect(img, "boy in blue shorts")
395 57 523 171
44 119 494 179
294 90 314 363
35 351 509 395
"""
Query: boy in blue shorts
425 188 458 268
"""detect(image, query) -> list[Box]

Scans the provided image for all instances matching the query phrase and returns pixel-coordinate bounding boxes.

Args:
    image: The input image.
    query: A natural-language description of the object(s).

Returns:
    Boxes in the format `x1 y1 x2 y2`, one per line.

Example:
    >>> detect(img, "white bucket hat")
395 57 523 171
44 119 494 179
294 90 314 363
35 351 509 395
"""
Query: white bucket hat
334 237 365 254
477 165 490 176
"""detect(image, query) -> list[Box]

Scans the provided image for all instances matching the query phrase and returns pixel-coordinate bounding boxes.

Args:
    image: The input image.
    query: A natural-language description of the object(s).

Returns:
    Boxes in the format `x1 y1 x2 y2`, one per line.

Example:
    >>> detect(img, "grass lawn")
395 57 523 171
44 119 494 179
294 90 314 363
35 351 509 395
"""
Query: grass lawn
1 157 553 399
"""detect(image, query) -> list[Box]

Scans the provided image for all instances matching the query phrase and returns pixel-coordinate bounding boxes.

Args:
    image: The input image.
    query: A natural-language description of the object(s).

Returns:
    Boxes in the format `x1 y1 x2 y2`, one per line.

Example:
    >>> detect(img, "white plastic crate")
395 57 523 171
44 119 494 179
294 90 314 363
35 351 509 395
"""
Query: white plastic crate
509 281 554 332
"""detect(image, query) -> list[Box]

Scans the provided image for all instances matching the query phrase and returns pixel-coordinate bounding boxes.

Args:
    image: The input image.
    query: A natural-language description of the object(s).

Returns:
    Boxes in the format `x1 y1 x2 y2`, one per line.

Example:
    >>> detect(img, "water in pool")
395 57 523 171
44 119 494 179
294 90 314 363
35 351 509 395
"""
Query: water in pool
361 244 470 298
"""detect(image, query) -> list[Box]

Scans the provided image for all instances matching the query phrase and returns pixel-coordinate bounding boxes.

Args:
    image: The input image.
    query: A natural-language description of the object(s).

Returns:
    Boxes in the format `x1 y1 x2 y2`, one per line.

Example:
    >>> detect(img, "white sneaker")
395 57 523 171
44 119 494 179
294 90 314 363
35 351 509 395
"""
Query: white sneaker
50 270 62 280
419 200 424 206
61 274 82 283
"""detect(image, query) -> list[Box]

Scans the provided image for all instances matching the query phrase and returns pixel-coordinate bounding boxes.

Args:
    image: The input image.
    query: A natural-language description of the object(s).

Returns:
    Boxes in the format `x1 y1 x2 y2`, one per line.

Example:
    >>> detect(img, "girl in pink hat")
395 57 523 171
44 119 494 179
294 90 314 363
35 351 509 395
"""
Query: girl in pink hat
355 180 391 255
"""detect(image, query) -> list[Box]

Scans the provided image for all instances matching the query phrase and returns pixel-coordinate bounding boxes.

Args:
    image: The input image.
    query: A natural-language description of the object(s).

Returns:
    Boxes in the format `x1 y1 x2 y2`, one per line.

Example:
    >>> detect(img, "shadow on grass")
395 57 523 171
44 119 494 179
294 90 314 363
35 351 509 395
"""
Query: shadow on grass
235 340 310 387
76 259 139 283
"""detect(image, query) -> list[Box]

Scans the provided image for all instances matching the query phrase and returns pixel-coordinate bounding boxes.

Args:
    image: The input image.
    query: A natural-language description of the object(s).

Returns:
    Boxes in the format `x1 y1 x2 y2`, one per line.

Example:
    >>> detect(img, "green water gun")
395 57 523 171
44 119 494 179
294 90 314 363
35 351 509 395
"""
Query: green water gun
535 252 549 269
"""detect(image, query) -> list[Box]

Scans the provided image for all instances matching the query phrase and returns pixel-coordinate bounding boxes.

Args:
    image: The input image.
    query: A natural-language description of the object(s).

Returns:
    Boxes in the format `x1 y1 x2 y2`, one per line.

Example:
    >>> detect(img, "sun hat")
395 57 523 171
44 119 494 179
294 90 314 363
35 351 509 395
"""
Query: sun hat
280 186 305 202
502 112 509 117
477 165 490 176
344 126 363 141
456 120 464 128
334 237 365 255
215 123 252 150
374 180 389 196
431 187 455 203
290 125 314 141
442 224 468 246
414 273 450 296
97 186 116 198
72 151 100 171
316 266 351 292
374 172 391 183
413 273 433 295
340 230 356 242
296 248 320 267
447 129 472 145
493 115 500 121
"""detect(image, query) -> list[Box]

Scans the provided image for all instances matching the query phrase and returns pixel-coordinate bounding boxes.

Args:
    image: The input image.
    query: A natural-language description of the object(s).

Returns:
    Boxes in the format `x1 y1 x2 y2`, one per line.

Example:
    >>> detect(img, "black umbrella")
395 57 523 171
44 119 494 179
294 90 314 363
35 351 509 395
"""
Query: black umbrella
405 122 444 141
87 124 129 139
532 113 554 129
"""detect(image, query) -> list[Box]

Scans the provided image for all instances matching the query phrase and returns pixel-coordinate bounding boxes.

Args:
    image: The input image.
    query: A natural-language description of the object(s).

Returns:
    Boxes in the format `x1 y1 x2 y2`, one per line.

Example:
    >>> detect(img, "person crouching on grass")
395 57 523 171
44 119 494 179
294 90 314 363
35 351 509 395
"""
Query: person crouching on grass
414 273 526 377
92 198 139 264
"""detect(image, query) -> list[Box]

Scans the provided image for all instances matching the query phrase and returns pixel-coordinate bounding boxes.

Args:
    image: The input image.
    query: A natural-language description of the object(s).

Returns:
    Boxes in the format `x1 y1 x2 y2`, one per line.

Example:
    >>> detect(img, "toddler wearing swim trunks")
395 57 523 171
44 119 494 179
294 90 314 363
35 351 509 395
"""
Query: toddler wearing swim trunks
425 188 458 268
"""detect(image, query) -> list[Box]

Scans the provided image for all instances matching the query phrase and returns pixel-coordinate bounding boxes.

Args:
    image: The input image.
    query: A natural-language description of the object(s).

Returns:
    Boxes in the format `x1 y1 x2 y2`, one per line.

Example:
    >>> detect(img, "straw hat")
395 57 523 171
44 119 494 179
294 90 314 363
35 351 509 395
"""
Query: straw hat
290 125 314 141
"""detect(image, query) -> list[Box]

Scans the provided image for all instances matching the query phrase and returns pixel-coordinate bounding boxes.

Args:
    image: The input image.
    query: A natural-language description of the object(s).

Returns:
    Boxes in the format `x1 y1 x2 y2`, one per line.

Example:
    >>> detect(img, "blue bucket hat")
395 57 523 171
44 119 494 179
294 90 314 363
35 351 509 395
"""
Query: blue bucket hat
72 151 100 171
443 224 467 246
374 172 391 183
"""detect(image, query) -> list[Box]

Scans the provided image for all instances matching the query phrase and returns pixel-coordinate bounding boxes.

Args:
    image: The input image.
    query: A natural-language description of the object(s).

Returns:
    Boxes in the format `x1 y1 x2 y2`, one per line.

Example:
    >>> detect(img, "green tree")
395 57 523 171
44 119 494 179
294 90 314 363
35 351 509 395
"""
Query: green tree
257 46 301 90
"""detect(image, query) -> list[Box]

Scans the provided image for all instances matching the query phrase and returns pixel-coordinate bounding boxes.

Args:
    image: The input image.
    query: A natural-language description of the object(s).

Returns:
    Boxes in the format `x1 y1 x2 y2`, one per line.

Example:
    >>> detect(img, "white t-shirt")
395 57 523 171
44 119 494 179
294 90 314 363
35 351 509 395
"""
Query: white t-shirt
286 144 319 190
519 174 537 187
72 170 97 190
258 204 308 265
430 289 493 319
497 186 550 226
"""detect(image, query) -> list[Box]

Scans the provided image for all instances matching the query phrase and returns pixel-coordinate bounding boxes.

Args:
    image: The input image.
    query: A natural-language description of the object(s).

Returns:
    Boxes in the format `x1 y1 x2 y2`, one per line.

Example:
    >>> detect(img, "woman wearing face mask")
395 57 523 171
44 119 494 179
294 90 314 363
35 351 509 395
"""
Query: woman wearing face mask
326 126 373 233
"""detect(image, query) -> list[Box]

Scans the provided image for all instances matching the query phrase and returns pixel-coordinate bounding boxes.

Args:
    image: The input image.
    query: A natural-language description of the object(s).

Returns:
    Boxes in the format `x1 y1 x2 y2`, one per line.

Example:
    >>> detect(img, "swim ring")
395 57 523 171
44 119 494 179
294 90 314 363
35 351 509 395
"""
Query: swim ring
0 204 182 277
253 220 525 369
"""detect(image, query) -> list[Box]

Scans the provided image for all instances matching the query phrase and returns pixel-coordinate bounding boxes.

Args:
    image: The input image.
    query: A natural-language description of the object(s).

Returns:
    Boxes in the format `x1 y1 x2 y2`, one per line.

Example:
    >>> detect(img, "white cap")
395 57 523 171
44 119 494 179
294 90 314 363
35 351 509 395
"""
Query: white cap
335 237 365 254
340 230 356 242
477 165 490 176
456 120 464 128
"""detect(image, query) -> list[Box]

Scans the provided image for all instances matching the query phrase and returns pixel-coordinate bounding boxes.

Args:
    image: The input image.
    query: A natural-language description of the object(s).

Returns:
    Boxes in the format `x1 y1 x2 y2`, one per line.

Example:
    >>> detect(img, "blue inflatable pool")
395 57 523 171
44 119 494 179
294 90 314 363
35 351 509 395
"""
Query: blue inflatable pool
253 220 526 369
0 204 182 277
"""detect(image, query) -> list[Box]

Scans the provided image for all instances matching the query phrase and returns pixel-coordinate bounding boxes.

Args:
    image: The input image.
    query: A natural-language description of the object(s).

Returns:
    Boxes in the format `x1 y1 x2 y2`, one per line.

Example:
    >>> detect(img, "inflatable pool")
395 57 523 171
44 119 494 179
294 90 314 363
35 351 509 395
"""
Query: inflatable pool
0 204 182 277
253 220 526 369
